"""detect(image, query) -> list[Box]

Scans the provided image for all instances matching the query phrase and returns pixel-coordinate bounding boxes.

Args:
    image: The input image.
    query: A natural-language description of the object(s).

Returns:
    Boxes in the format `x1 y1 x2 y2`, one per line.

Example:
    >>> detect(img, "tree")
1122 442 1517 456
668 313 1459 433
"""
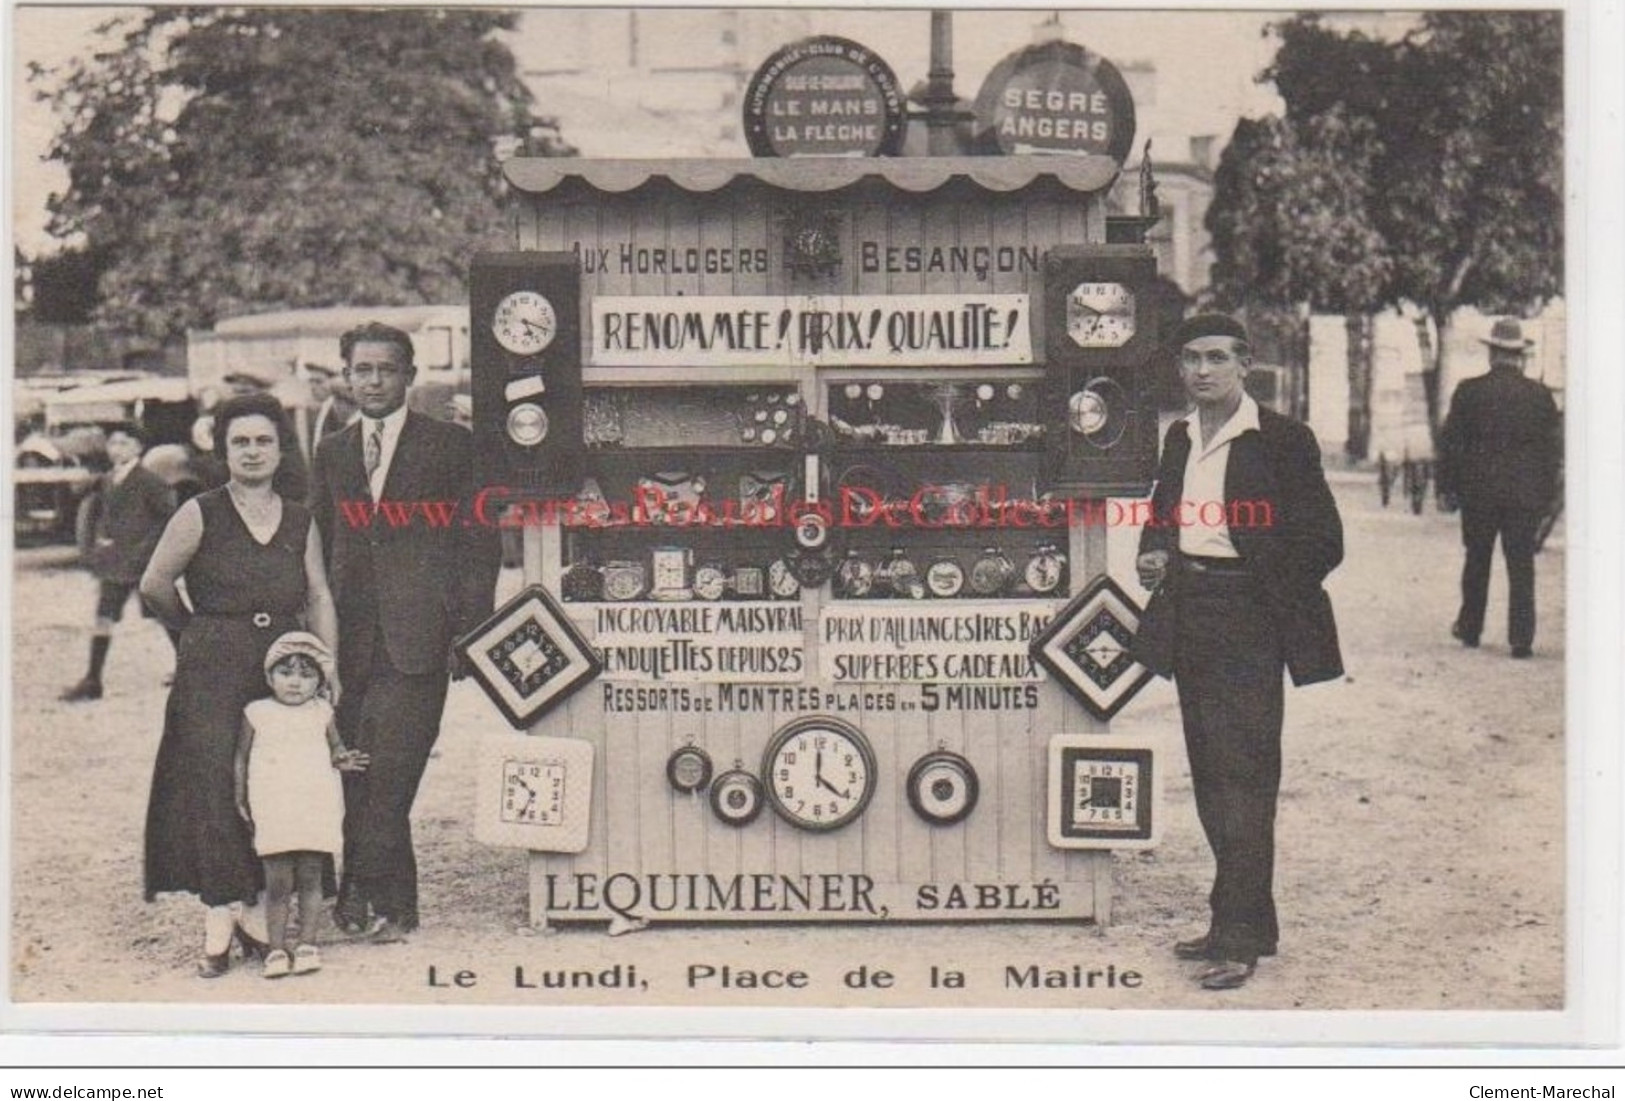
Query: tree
32 8 569 338
1207 11 1564 445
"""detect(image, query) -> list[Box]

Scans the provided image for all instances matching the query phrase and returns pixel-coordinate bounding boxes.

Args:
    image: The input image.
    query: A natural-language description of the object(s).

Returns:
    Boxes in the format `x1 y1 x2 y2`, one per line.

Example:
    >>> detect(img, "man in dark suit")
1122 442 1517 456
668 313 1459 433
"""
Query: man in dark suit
1133 314 1344 990
310 322 501 941
1437 317 1562 659
62 423 177 701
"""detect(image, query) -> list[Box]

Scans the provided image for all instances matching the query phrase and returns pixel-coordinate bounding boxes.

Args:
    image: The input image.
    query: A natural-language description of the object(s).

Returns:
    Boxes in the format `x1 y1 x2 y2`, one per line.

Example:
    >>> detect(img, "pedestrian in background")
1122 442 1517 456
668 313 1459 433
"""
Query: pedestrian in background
1438 317 1562 659
1133 313 1344 991
61 423 177 702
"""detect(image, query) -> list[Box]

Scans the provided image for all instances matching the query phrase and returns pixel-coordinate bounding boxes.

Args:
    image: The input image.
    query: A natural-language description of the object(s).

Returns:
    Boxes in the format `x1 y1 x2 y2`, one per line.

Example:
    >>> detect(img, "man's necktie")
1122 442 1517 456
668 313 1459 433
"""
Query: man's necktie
364 422 383 480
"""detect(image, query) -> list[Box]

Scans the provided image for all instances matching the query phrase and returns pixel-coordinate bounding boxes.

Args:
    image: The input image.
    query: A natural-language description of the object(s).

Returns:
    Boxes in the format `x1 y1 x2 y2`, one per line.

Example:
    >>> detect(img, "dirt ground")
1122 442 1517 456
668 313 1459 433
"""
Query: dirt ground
7 478 1566 1016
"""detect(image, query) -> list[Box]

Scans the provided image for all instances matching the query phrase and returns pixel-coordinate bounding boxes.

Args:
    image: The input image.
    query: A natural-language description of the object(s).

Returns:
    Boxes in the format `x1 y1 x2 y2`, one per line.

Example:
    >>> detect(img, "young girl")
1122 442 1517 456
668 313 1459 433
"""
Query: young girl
234 632 367 978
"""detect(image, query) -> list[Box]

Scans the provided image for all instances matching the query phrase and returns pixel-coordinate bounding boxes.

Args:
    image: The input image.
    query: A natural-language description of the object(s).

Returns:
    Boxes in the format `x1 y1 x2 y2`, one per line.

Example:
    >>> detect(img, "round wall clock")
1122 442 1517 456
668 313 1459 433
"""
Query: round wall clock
906 750 980 826
709 768 764 827
492 290 558 355
666 746 714 794
762 716 877 833
1066 282 1137 348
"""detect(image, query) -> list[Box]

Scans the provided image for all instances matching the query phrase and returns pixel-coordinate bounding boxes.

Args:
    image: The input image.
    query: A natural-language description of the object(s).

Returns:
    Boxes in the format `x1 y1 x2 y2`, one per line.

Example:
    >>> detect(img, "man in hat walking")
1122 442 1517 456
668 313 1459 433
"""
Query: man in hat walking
1437 317 1562 659
1133 313 1344 990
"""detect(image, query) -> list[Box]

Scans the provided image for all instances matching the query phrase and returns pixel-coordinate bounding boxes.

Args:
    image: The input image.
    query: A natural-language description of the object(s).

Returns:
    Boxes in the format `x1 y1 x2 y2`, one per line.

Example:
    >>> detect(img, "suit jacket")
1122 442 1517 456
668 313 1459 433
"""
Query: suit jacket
1437 368 1561 512
1133 406 1344 687
83 463 175 583
310 411 502 677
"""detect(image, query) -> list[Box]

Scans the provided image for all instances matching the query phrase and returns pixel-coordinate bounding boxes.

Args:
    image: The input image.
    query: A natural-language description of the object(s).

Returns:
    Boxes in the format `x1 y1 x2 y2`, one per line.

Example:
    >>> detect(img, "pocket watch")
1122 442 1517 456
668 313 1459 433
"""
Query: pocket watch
667 745 714 794
1024 543 1067 595
693 564 728 601
762 717 877 832
882 548 923 599
906 750 980 826
836 552 874 598
709 768 765 827
925 558 966 599
601 561 647 602
767 558 801 599
969 547 1015 596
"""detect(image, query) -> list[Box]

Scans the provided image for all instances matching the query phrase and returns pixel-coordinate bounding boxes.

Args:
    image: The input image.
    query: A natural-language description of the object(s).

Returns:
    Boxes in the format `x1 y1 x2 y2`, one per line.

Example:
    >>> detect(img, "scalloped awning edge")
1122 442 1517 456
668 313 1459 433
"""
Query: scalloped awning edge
503 156 1121 196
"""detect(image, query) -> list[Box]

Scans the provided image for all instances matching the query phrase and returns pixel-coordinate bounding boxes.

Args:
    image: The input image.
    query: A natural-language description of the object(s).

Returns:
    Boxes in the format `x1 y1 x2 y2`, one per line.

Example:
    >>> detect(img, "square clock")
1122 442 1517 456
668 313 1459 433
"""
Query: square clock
1046 734 1162 850
1029 572 1154 721
474 730 594 852
458 584 603 730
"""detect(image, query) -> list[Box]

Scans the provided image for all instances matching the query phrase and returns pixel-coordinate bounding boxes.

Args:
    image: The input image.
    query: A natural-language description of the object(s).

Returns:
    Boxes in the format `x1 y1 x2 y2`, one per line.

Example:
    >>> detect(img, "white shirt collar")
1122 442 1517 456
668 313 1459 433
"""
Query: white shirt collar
1178 394 1261 458
364 404 408 437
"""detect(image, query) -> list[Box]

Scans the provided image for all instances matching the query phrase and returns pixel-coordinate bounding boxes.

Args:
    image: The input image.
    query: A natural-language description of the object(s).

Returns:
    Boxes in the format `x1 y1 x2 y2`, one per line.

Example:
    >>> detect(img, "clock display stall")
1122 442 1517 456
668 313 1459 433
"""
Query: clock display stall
472 41 1162 925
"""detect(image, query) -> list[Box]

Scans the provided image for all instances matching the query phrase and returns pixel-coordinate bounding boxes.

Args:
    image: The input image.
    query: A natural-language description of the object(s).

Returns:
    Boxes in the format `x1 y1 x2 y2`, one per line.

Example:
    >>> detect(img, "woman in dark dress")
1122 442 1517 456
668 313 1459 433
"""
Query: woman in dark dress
141 393 340 977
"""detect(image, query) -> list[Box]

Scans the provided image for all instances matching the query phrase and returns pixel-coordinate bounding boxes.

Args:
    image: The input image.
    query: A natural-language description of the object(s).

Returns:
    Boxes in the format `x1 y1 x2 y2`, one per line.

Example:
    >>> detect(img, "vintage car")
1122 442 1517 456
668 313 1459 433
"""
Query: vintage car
13 376 199 542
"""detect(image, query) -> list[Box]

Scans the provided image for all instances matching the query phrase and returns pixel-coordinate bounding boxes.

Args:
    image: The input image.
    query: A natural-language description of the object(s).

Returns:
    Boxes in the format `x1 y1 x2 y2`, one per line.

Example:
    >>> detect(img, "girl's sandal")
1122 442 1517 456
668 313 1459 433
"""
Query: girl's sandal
292 944 322 975
262 949 292 979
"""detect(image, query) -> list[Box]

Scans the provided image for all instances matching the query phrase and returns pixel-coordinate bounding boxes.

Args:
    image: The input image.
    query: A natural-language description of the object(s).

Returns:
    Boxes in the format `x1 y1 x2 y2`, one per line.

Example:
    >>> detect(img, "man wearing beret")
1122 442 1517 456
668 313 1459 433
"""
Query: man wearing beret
1133 313 1344 990
1436 317 1561 659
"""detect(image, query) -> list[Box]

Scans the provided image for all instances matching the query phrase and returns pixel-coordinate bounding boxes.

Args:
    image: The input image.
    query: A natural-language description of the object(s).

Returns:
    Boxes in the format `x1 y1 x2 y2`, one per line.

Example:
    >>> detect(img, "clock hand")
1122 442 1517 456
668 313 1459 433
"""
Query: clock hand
520 317 549 334
512 775 536 795
816 774 843 796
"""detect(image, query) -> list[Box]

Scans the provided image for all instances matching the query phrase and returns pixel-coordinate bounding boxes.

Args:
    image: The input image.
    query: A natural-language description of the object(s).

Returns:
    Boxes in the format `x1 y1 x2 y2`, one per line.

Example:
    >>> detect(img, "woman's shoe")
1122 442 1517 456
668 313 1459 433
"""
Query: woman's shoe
234 925 270 962
262 949 292 979
196 952 230 979
292 944 322 974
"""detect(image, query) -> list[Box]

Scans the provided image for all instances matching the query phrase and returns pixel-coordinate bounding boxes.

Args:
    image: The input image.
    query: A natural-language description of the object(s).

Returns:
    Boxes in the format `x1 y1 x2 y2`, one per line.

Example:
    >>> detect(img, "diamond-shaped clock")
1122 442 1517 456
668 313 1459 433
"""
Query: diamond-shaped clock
1030 573 1154 720
458 584 603 729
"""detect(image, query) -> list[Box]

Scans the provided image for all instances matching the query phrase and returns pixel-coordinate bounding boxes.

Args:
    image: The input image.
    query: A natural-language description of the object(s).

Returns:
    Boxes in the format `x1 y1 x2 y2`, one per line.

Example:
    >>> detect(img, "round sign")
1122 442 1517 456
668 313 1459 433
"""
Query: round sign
744 36 906 158
973 40 1136 164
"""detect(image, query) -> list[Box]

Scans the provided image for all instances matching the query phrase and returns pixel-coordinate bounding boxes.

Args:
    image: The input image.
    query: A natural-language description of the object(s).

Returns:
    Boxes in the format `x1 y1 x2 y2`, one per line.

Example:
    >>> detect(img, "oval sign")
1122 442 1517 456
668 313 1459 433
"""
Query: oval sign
744 36 906 158
973 40 1136 164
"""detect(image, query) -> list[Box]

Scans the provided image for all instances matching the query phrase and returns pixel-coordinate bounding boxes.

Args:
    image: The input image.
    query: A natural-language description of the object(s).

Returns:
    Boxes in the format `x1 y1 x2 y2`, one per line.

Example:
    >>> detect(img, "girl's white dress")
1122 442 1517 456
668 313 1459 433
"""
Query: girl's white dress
244 697 343 857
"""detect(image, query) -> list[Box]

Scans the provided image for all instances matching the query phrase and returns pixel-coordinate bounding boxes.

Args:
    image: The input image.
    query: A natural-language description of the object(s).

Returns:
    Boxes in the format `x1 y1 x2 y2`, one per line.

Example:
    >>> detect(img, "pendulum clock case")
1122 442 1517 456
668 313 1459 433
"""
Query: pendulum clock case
465 154 1166 926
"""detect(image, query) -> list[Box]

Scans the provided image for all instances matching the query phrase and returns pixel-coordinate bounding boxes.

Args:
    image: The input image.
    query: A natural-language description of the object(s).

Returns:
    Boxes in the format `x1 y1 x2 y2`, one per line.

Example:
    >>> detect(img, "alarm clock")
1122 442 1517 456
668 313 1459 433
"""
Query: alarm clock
1024 545 1067 595
881 548 922 598
693 564 728 601
762 716 877 832
767 558 801 599
649 546 692 602
836 553 875 598
666 745 714 795
925 559 966 599
709 768 765 827
906 750 980 826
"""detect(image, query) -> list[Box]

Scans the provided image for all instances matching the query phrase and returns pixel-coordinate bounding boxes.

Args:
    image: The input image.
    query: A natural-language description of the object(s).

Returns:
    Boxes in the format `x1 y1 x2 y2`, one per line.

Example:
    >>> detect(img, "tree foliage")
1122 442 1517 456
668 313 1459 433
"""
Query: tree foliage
32 8 567 337
1206 11 1564 436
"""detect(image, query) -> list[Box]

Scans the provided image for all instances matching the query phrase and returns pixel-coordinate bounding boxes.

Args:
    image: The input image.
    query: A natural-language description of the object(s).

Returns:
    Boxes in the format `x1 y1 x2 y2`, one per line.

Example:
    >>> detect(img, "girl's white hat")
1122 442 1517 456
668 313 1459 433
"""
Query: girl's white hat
263 631 336 688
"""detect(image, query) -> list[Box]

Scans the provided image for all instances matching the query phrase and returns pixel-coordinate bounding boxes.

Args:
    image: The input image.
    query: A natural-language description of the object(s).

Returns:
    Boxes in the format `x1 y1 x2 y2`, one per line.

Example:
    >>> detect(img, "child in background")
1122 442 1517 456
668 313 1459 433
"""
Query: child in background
234 632 367 978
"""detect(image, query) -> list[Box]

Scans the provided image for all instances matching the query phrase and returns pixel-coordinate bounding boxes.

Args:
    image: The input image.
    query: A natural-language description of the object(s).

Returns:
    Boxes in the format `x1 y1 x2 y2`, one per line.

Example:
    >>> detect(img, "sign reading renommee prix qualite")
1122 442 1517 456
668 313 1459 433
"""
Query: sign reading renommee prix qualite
744 35 906 158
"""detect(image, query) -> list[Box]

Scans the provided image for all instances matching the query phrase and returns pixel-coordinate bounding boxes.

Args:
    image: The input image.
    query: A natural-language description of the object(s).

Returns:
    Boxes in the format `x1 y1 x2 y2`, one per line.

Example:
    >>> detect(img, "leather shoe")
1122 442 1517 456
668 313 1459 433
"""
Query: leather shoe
1197 959 1256 990
59 677 103 702
334 885 369 935
1451 622 1479 648
1174 933 1277 960
365 916 410 944
1510 646 1533 659
196 952 230 979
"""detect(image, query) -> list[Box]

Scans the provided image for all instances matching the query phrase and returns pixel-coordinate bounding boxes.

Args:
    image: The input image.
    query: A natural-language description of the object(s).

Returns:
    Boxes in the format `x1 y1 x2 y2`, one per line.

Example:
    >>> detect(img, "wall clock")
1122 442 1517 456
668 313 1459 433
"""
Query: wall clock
1028 573 1153 721
473 730 594 852
710 768 765 827
1046 734 1161 850
1066 282 1137 348
492 290 558 355
906 750 979 826
762 716 876 832
457 584 603 730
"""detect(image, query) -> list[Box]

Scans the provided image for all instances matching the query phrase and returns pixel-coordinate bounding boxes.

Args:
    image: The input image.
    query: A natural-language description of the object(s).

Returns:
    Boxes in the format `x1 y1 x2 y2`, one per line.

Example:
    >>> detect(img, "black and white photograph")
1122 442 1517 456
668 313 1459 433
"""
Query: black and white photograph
6 3 1607 1044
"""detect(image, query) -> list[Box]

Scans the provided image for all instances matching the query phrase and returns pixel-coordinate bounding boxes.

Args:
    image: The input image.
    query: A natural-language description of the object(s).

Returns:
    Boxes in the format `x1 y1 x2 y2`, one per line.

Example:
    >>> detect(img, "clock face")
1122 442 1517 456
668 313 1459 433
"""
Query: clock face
837 558 874 598
1067 756 1143 831
492 290 558 355
768 558 800 599
709 769 764 827
969 550 1014 596
693 565 727 601
925 560 965 598
1066 282 1138 348
666 746 714 794
762 717 876 832
501 760 566 825
1024 550 1066 595
602 562 646 602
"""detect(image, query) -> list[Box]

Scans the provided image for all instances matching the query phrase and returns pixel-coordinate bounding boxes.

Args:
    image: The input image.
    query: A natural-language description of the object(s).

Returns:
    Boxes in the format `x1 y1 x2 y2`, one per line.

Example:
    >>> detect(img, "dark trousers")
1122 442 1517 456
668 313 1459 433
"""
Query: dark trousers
1456 502 1539 650
337 625 449 927
1173 569 1284 960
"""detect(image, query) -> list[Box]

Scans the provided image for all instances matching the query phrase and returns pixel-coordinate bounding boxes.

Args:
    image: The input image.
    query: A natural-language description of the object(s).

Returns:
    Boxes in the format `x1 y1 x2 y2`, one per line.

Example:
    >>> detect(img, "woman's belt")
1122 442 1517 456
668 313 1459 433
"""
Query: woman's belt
191 610 297 629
